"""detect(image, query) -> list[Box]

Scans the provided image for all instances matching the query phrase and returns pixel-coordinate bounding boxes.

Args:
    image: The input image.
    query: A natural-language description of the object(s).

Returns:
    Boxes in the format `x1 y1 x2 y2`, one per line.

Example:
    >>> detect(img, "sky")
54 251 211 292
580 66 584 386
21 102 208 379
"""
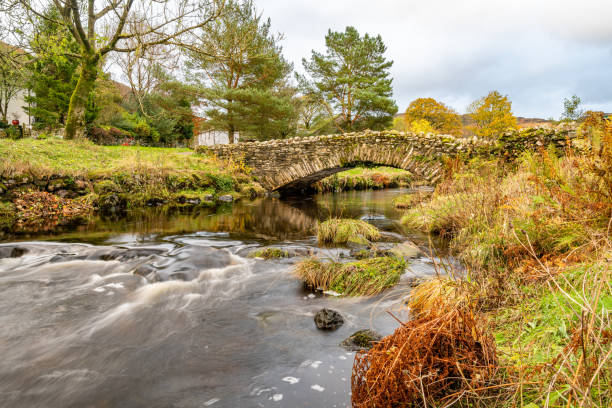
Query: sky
257 0 612 118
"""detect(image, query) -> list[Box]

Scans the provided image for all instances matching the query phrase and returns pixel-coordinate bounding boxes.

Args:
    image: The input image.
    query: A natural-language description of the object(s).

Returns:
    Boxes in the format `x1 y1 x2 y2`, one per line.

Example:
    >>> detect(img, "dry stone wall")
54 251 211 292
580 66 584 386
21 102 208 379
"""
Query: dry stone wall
201 129 574 192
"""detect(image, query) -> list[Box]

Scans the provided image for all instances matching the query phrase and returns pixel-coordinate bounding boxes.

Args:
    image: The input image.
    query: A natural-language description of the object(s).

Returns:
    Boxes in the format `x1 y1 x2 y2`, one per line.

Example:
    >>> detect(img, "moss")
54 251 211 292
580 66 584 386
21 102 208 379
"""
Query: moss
93 179 121 195
294 256 405 296
249 247 289 259
317 218 381 245
0 201 16 228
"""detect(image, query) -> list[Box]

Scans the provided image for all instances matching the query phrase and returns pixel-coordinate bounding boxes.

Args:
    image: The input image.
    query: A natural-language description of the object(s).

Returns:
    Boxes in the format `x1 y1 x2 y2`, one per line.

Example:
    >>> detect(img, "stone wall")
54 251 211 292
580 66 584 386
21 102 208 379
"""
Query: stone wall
200 128 574 192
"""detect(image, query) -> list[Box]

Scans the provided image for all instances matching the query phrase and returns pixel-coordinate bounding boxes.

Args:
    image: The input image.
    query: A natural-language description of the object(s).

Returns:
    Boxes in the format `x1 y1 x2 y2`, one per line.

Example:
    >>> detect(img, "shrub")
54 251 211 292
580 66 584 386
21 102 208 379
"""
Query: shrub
294 257 405 296
317 218 381 245
207 173 235 192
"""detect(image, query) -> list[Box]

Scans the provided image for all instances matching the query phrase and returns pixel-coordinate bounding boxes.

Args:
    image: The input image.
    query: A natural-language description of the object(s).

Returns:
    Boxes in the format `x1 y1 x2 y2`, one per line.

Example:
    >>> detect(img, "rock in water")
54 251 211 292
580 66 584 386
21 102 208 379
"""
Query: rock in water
314 308 344 330
340 329 383 351
218 194 234 202
388 241 422 260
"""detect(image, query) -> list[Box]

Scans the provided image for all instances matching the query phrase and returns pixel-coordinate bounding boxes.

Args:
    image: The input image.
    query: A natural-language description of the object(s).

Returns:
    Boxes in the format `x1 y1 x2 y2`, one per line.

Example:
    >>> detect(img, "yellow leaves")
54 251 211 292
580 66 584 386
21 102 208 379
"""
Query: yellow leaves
467 90 517 139
404 97 462 136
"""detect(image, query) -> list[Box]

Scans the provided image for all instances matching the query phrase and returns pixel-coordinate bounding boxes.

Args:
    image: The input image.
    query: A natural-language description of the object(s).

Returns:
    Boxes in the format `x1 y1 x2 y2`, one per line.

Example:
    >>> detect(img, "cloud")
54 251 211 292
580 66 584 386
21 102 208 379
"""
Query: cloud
257 0 612 117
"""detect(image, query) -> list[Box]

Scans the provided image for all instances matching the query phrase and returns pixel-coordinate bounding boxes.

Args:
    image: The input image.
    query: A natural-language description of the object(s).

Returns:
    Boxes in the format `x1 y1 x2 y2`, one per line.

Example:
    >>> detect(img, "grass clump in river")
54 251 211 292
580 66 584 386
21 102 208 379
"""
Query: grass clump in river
317 218 381 245
294 256 405 296
249 247 289 259
392 191 431 209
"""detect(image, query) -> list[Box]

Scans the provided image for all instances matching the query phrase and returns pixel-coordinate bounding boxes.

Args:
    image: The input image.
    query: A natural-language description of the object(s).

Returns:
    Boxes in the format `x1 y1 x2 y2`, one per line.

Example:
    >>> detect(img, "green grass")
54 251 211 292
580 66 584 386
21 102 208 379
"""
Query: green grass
317 218 381 245
0 138 225 178
294 256 406 296
490 262 611 406
249 247 289 259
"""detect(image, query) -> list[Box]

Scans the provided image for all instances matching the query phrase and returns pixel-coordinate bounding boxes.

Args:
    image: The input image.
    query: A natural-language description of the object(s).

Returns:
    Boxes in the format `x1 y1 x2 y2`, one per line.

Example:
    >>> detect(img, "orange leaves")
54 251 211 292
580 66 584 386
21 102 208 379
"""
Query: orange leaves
12 191 91 231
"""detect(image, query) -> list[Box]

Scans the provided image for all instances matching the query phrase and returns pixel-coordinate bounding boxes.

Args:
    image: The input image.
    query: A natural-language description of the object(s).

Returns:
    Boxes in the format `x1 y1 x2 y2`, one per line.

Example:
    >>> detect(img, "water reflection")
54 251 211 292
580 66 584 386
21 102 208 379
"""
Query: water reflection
2 188 435 246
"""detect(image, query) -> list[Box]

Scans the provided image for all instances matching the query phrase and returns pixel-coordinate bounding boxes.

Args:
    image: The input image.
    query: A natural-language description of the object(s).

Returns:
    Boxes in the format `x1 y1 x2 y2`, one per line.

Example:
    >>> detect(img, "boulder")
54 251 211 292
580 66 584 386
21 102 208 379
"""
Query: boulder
314 308 344 330
98 193 127 215
388 241 422 260
0 246 28 259
340 329 383 351
218 194 234 202
146 197 166 207
185 198 201 205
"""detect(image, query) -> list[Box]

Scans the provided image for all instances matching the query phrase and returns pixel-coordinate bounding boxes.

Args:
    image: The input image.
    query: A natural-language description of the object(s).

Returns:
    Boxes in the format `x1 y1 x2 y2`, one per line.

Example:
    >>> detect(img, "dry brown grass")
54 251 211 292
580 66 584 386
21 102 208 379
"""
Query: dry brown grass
352 307 499 407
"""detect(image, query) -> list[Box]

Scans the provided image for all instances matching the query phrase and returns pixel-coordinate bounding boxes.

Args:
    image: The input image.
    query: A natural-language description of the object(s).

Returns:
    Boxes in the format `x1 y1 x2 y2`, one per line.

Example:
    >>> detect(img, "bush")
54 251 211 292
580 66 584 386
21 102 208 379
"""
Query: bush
317 218 381 245
86 125 132 145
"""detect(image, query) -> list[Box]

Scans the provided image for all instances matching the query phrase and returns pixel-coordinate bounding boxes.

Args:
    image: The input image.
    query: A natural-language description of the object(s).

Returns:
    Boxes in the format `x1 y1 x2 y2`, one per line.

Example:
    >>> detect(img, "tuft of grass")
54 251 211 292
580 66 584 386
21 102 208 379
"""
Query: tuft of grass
294 256 405 296
317 218 381 245
249 247 289 259
408 277 471 318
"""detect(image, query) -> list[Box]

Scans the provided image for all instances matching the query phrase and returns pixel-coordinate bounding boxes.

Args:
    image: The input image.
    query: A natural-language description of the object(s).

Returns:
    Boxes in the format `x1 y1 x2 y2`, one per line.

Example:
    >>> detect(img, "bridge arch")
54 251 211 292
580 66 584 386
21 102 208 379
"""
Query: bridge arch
202 129 570 194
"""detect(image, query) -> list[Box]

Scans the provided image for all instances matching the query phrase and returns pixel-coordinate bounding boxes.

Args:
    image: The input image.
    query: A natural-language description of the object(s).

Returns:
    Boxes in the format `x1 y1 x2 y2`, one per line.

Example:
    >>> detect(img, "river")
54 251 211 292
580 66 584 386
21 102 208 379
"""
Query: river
0 189 442 407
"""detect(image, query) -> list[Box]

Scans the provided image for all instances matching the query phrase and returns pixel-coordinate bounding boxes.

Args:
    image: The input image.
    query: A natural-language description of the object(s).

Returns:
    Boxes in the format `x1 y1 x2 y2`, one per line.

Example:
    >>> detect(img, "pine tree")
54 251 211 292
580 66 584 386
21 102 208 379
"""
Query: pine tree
298 26 398 133
186 0 296 142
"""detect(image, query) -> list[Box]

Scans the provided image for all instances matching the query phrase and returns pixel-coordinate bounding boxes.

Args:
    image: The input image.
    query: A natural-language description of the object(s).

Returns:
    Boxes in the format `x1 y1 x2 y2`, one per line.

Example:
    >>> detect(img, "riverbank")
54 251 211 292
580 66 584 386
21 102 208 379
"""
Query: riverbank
313 166 412 193
0 138 264 232
378 146 611 406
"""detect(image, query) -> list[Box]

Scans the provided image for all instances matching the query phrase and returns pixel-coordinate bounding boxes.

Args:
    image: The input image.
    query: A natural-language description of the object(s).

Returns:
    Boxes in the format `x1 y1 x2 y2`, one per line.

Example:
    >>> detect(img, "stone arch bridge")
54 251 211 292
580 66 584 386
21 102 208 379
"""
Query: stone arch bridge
201 129 572 193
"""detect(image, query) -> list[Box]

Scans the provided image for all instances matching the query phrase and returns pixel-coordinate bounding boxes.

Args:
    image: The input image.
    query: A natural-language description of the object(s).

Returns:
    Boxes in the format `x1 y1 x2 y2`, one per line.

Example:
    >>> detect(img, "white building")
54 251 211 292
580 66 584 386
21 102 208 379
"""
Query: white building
5 89 31 126
194 129 239 146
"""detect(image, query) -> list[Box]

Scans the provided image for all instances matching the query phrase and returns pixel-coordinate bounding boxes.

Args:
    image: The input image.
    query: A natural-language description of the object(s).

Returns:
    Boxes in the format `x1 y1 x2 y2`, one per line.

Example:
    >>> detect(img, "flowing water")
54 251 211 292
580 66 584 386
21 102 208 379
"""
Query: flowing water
0 189 443 408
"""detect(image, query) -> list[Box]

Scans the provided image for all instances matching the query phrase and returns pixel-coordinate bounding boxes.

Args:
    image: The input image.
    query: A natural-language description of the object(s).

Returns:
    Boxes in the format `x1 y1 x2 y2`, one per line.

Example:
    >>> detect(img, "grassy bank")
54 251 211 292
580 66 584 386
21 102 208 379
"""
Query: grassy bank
313 166 412 192
0 138 263 231
388 146 612 406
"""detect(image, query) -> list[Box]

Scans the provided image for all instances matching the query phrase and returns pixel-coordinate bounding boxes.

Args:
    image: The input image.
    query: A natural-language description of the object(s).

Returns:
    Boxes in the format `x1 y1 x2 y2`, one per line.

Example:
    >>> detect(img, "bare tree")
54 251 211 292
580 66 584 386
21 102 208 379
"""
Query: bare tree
3 0 224 139
112 24 180 117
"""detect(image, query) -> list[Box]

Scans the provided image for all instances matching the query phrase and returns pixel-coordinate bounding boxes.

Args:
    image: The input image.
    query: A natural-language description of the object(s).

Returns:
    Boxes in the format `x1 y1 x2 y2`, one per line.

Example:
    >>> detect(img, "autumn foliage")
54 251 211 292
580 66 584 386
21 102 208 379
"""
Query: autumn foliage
13 191 91 230
467 90 517 138
404 97 462 135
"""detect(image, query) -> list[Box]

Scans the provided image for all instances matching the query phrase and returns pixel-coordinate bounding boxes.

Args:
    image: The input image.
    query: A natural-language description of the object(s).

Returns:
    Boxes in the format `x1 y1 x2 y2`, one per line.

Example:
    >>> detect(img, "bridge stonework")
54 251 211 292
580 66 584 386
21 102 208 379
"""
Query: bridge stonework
202 129 573 193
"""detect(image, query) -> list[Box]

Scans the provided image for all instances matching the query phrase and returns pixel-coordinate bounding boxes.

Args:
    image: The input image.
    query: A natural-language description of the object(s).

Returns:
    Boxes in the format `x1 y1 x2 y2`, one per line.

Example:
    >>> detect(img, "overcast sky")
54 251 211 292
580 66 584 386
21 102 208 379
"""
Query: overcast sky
257 0 612 118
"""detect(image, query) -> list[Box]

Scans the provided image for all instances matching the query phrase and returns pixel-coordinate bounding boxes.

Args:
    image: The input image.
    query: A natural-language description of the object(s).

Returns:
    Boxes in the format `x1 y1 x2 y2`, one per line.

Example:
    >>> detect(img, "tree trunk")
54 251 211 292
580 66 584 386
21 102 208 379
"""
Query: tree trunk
65 55 99 140
228 125 235 144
